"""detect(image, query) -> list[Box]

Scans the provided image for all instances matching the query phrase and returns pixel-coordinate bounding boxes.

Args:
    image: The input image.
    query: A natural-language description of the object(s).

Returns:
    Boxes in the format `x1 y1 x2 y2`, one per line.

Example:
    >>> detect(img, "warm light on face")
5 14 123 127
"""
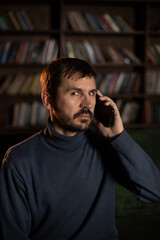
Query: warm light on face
51 76 97 136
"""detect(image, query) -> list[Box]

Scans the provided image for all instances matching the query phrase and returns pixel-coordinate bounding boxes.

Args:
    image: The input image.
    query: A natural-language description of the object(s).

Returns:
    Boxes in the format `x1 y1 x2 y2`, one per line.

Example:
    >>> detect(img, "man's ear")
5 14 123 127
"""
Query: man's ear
41 92 52 110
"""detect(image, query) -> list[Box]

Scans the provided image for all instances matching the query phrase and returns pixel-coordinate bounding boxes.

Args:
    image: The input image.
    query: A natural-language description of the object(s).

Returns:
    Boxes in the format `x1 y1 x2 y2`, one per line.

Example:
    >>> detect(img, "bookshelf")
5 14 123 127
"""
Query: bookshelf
0 0 160 136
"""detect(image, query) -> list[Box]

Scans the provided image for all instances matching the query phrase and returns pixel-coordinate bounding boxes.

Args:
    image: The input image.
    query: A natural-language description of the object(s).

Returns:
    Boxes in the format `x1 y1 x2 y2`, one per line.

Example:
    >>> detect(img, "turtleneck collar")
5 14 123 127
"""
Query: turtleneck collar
42 118 86 152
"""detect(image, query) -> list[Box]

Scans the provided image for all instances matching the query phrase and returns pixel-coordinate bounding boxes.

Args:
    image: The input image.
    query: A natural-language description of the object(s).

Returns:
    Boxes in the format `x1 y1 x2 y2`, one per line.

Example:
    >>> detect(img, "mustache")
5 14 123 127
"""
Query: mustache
73 108 93 119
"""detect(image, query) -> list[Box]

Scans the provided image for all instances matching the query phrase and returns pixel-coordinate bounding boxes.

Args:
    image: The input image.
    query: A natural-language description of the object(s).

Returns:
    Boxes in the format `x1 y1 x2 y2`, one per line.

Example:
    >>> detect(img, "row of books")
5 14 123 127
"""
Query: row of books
0 73 41 95
146 71 160 94
116 99 141 124
1 70 159 98
96 71 141 95
63 40 141 64
11 99 140 127
0 10 35 31
151 103 160 123
0 39 58 64
147 44 160 64
66 11 133 32
12 101 49 127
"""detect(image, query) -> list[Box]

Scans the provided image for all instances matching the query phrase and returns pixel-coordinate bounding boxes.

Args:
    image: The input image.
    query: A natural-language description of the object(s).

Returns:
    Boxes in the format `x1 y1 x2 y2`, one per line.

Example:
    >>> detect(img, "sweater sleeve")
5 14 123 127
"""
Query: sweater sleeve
0 151 31 240
110 130 160 203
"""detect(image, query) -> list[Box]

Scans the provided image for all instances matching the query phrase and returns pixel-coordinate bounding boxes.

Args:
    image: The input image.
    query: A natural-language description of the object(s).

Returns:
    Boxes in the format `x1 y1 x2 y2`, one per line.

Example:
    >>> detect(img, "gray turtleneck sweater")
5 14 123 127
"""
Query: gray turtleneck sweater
0 119 160 240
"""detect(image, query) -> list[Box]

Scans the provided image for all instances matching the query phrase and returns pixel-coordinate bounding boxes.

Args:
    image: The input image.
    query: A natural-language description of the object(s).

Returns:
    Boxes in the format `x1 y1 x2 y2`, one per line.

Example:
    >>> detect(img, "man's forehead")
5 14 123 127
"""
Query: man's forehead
60 76 97 92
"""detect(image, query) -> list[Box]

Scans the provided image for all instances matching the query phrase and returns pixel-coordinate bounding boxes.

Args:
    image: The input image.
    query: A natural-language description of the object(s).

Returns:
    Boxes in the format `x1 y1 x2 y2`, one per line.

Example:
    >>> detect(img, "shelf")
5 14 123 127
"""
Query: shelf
0 0 160 133
63 30 146 36
0 30 60 36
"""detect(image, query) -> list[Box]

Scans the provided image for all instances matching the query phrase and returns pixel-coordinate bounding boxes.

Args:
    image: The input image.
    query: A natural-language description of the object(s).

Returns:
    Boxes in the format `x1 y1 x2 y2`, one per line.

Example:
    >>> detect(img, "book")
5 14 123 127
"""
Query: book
29 73 41 95
45 39 56 63
0 12 14 31
19 10 35 31
73 11 90 31
7 42 20 63
113 71 126 93
20 74 33 95
15 41 29 64
82 40 96 64
112 15 133 32
105 45 122 63
66 11 82 31
7 74 25 95
96 14 112 32
50 40 58 61
40 40 50 64
0 41 11 63
99 45 114 62
148 45 160 64
125 72 137 93
107 72 120 94
75 42 90 62
8 10 21 31
154 44 160 56
99 72 115 95
85 13 102 31
91 42 106 63
115 15 133 32
65 41 76 58
146 71 158 94
15 11 28 30
35 41 46 63
118 72 131 93
122 48 141 63
25 41 38 64
0 75 13 94
108 45 125 63
103 13 121 32
121 101 140 124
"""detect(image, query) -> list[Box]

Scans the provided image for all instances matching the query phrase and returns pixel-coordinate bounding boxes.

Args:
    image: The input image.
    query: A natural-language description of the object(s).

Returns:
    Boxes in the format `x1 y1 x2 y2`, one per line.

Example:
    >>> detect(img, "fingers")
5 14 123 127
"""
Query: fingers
96 90 103 97
96 91 119 112
98 95 116 110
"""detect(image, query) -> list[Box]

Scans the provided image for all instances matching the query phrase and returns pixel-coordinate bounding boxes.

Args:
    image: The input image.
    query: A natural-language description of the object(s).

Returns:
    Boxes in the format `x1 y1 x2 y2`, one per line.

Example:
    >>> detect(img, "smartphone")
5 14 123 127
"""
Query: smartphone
94 94 115 127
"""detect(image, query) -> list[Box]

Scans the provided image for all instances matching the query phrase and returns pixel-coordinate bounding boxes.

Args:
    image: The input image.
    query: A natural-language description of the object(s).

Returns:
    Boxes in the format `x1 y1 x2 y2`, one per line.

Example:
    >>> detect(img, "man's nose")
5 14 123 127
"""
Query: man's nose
80 96 92 109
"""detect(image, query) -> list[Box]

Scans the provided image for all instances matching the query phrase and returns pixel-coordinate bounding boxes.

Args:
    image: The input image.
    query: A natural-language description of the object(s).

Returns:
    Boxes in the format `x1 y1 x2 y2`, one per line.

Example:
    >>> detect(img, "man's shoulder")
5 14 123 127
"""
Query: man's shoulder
3 130 43 167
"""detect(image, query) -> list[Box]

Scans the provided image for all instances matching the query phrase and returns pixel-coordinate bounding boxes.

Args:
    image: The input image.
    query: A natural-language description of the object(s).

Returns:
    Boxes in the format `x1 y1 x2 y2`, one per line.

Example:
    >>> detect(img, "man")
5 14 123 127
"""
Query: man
0 57 160 240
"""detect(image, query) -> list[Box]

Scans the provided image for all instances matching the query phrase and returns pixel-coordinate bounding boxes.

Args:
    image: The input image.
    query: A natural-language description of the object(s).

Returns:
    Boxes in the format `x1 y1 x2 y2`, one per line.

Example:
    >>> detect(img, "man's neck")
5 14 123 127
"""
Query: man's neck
50 117 77 137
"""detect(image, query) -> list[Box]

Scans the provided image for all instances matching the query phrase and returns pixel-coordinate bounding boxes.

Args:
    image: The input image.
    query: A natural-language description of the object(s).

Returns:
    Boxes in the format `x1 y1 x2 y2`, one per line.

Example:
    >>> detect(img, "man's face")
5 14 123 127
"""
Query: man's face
51 75 97 136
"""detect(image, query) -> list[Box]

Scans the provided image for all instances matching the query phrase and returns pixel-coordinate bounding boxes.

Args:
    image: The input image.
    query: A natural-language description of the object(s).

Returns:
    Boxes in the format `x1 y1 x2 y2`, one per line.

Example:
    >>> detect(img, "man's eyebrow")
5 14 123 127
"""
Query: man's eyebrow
65 88 97 93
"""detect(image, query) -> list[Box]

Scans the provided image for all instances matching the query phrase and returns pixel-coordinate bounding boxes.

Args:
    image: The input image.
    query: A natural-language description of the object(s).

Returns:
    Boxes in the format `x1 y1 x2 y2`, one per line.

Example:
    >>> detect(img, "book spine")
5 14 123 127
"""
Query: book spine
8 11 21 31
103 13 121 32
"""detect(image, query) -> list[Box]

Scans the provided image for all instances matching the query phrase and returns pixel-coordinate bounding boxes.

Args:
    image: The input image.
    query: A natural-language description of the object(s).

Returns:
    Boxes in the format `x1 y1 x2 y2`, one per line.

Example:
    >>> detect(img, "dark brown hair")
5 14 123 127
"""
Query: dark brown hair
40 57 96 103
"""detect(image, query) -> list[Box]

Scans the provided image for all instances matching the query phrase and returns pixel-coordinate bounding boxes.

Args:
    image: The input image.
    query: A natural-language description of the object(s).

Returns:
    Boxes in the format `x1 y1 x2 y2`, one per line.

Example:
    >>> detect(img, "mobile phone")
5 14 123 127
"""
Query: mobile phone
94 94 115 127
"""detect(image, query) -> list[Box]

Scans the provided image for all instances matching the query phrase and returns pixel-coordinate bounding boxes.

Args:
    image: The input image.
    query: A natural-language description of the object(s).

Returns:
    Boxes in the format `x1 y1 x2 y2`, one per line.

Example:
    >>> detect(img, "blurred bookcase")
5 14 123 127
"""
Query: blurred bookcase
0 0 160 136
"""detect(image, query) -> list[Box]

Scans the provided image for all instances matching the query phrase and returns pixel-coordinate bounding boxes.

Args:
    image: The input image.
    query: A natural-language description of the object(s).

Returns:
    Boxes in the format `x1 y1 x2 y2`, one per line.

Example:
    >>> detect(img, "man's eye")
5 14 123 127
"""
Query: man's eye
72 91 78 96
89 91 94 96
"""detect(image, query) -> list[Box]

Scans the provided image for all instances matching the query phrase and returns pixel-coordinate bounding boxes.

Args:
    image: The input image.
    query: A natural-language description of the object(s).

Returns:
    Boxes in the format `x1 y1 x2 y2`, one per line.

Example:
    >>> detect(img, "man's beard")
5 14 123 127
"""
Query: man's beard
54 107 94 132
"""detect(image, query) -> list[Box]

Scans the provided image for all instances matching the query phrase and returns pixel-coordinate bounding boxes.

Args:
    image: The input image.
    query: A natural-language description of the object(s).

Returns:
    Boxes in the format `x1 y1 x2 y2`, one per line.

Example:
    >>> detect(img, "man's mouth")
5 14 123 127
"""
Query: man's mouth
78 114 91 119
73 108 93 120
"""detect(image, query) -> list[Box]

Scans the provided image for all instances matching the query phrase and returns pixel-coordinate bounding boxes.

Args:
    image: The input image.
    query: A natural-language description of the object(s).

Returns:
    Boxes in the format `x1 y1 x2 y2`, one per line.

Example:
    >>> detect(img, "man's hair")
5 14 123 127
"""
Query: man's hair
40 57 96 103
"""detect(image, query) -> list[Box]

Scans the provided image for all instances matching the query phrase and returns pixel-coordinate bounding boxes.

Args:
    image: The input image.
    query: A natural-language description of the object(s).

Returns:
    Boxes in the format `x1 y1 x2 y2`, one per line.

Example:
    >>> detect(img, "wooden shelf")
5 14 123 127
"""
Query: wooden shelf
0 0 160 134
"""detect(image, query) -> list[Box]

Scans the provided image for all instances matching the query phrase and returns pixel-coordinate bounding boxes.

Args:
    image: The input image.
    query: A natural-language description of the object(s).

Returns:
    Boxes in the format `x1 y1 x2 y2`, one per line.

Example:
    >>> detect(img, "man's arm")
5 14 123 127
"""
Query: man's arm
95 93 160 203
0 152 31 239
110 130 160 203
